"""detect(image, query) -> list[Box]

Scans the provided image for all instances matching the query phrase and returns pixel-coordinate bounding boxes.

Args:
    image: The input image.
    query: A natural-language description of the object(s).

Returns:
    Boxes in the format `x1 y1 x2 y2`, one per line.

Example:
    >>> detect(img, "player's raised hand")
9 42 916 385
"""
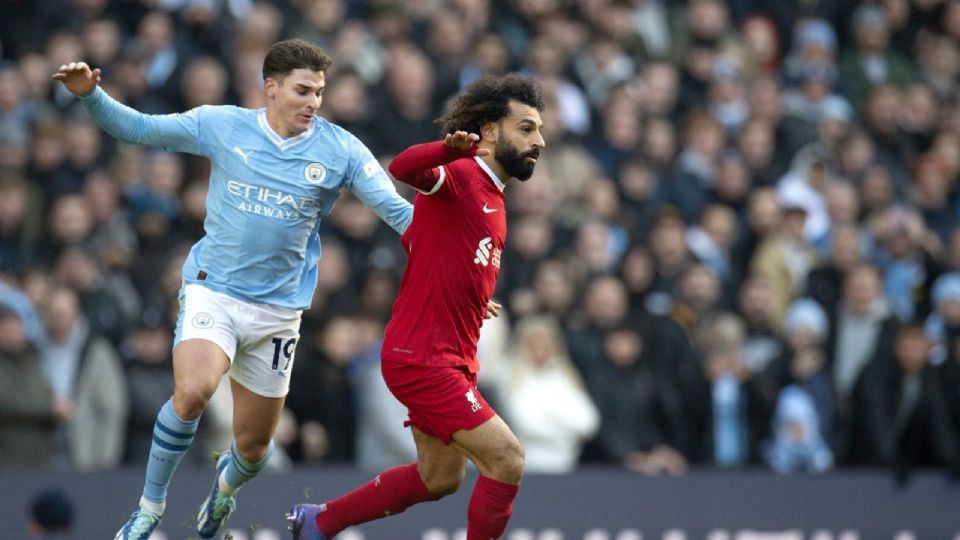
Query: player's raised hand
52 62 101 97
444 131 491 156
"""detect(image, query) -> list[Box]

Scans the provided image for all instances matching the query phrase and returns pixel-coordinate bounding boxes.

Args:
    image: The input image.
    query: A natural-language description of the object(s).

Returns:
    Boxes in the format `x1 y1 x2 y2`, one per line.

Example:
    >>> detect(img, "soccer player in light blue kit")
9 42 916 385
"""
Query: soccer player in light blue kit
54 40 413 540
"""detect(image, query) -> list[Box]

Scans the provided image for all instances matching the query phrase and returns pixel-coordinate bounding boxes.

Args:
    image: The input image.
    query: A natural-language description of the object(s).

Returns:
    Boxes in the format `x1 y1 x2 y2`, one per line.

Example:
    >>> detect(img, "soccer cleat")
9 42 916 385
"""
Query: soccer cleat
196 451 238 538
286 503 328 540
114 507 161 540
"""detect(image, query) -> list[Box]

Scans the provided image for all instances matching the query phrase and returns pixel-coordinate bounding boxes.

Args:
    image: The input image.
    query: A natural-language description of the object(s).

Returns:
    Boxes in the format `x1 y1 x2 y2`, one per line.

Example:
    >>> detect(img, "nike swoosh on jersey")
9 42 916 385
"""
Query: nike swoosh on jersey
482 204 497 213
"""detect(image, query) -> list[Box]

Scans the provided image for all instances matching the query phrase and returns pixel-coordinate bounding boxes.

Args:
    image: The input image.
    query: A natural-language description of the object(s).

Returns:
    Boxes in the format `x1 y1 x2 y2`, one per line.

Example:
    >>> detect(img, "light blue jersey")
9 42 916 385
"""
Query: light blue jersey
80 87 412 309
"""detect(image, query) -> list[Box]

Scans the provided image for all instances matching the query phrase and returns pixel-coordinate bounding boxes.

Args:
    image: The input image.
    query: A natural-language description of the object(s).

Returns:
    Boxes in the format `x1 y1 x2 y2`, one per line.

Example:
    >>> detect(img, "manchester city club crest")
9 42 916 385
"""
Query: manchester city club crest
192 312 214 329
304 162 327 185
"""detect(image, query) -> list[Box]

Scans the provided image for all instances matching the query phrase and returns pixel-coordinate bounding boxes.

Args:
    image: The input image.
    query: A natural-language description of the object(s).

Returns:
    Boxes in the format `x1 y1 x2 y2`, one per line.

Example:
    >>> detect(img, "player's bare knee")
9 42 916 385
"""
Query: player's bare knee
488 439 525 483
426 473 464 497
505 439 526 480
420 465 465 497
172 383 214 418
234 434 271 461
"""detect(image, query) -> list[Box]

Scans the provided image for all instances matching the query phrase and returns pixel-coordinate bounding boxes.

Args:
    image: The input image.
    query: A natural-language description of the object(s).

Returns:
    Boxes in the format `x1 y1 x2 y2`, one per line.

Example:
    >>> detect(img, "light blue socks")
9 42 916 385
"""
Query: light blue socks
220 439 275 495
142 399 199 510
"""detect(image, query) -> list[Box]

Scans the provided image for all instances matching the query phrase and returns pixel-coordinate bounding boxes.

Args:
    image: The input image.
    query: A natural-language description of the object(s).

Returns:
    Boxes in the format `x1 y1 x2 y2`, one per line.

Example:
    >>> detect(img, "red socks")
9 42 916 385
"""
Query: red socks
466 475 520 540
315 466 520 539
316 463 438 536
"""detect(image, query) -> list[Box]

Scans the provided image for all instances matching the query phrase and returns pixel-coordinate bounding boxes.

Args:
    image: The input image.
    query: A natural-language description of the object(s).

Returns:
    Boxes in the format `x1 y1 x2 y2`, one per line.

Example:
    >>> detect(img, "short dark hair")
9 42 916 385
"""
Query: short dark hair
436 73 544 135
263 39 333 81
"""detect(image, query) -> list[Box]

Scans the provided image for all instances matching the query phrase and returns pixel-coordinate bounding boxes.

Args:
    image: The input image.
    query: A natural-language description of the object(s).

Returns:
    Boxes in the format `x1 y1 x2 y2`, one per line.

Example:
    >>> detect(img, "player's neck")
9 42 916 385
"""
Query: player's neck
477 154 511 184
264 108 299 138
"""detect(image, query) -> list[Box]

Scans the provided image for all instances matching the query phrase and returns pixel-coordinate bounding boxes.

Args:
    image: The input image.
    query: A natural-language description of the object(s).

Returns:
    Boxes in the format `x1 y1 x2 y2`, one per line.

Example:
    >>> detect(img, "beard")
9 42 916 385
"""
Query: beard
494 132 540 181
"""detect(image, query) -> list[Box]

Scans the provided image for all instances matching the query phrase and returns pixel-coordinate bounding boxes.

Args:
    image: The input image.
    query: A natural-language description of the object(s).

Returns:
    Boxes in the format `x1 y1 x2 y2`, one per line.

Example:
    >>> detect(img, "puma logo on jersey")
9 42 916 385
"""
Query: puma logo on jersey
473 237 501 269
465 389 483 412
482 203 497 213
233 146 252 164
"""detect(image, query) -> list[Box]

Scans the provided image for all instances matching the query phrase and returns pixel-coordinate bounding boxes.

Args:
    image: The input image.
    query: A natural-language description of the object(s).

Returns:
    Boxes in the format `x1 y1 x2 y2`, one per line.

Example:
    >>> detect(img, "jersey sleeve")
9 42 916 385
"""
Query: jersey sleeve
345 136 413 234
387 140 474 196
78 86 210 156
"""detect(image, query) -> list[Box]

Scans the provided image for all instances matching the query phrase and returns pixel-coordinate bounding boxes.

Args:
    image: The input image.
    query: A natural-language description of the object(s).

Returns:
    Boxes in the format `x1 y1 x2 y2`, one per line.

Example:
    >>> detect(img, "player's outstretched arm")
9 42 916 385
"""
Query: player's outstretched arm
343 139 415 235
368 193 414 235
52 61 205 155
387 131 489 191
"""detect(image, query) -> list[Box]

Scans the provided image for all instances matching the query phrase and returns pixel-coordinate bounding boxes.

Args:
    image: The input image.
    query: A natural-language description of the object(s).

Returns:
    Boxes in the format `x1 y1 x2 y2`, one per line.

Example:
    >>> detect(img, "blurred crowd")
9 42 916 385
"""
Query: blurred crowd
2 0 960 481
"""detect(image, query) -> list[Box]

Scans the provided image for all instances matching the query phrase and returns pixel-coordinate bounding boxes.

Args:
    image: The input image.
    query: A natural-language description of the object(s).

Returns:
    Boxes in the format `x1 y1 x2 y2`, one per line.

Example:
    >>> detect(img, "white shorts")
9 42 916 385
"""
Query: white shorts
174 284 302 398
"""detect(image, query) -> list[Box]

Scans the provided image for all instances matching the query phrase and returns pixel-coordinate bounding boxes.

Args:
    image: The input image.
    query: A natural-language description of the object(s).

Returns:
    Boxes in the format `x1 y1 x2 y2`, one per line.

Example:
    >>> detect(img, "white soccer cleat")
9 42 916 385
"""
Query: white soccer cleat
114 506 161 540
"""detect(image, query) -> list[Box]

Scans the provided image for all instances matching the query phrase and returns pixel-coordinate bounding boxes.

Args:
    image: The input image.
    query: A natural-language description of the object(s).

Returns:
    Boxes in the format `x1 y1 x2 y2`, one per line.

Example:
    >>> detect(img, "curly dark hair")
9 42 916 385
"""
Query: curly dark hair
263 39 333 81
436 73 545 135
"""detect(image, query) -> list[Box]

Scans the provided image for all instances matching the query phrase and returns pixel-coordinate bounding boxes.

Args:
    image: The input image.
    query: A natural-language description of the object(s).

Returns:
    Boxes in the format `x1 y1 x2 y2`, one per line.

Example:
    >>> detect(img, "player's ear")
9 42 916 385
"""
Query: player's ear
480 121 498 144
264 78 278 98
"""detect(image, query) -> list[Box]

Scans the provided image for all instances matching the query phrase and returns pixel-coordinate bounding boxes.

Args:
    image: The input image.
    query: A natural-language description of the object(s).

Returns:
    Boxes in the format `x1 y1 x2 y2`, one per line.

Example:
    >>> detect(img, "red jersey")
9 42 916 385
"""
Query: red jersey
382 141 507 372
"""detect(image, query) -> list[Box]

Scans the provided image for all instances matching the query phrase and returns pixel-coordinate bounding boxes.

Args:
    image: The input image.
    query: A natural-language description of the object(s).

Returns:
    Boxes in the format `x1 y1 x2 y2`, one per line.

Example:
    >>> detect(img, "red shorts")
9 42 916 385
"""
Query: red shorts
381 360 495 444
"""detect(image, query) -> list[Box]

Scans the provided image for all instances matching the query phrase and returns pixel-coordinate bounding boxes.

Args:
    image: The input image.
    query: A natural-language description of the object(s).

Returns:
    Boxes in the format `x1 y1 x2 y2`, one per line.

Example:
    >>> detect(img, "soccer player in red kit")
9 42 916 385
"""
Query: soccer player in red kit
286 74 545 539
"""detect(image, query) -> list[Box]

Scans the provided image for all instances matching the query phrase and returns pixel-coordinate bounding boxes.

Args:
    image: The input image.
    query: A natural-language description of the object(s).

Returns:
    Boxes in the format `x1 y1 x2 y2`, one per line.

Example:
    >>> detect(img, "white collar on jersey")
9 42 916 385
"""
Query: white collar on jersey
257 111 317 151
474 156 505 192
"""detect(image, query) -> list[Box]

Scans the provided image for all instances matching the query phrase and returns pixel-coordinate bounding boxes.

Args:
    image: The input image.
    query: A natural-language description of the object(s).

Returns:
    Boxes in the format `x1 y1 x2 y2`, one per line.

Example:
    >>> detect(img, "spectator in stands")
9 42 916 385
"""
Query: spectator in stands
783 18 838 88
913 153 960 244
871 207 938 322
376 44 439 154
916 32 959 102
854 323 958 475
827 263 897 463
178 55 230 111
736 116 783 188
670 263 722 346
862 84 913 187
690 312 761 466
580 320 688 476
670 109 725 224
647 208 695 315
737 274 784 375
685 203 738 298
839 4 914 109
55 248 141 345
35 285 128 471
498 214 555 318
806 223 864 311
924 272 960 365
55 116 104 196
351 325 417 472
750 191 817 327
759 298 836 450
0 307 62 468
121 316 173 466
764 385 834 474
42 194 94 266
531 259 578 322
500 315 599 473
286 315 359 464
565 275 629 376
938 298 960 445
0 173 43 276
